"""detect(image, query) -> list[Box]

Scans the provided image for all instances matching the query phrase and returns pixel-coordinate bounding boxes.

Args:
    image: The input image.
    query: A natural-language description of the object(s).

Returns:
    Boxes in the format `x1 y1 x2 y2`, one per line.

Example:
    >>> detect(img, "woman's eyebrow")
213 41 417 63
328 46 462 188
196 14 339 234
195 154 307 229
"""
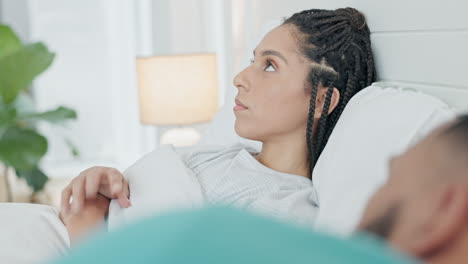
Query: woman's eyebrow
253 49 288 64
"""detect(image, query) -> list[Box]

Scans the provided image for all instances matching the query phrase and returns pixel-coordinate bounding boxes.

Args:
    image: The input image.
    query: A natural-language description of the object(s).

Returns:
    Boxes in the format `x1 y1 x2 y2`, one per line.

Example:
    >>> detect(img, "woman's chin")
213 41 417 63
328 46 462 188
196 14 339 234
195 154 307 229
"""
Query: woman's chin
234 123 262 142
234 122 249 138
234 122 245 137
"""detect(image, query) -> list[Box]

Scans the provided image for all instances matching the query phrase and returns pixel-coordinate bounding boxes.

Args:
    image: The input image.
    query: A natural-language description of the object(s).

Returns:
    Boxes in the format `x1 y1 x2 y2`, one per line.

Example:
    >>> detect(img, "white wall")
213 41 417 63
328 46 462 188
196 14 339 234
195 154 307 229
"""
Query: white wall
0 0 30 41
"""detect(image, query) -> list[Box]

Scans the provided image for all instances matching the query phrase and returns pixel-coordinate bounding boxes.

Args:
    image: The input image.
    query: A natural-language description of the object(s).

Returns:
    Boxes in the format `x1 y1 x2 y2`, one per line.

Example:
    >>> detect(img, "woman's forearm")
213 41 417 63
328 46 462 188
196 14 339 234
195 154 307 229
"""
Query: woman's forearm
65 206 107 247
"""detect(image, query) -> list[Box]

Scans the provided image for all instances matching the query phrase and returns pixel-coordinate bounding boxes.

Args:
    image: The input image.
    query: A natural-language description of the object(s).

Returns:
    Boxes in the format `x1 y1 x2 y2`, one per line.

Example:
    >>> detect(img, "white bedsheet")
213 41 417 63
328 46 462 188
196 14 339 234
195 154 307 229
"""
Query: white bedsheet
0 203 69 264
0 145 205 264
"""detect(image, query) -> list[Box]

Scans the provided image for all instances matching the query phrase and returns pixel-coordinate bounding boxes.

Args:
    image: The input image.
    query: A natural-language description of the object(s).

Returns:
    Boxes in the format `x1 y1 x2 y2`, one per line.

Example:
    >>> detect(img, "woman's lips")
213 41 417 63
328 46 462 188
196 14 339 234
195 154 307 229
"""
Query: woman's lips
234 99 248 111
234 105 248 111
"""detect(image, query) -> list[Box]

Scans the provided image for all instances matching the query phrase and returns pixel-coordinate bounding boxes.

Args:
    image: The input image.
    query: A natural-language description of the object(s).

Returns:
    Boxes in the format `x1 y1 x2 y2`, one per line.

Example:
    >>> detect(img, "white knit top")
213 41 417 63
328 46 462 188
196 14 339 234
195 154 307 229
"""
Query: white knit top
175 144 319 228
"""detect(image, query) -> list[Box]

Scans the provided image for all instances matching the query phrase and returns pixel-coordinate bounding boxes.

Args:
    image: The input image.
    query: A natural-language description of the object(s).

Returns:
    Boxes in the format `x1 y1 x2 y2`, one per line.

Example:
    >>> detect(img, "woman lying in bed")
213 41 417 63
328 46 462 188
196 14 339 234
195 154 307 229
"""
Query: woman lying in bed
60 7 376 245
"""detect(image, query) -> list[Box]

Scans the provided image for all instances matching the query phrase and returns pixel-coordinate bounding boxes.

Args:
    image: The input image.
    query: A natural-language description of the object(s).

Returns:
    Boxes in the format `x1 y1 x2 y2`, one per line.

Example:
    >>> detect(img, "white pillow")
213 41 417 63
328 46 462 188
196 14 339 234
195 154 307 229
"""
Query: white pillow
107 145 205 231
0 203 69 264
313 83 456 234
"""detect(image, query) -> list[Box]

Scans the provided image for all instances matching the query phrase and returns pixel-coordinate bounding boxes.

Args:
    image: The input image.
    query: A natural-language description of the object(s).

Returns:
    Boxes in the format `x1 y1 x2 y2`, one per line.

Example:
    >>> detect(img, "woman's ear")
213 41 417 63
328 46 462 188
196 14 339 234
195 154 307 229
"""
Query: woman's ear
410 184 468 259
314 87 340 119
328 87 340 114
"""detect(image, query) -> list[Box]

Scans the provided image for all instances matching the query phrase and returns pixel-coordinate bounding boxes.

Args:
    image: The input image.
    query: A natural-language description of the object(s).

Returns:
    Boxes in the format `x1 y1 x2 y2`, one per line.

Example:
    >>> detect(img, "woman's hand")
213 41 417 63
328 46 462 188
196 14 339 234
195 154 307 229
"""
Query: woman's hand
59 194 111 246
61 166 131 215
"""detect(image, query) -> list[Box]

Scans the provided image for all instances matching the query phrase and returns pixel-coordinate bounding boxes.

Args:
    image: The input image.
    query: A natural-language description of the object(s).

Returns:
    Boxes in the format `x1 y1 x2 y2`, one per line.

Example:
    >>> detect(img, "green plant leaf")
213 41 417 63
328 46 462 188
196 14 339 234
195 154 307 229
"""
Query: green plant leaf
16 167 48 192
0 100 16 137
0 25 22 59
18 106 77 124
0 106 16 127
0 42 55 104
65 137 80 157
0 127 47 170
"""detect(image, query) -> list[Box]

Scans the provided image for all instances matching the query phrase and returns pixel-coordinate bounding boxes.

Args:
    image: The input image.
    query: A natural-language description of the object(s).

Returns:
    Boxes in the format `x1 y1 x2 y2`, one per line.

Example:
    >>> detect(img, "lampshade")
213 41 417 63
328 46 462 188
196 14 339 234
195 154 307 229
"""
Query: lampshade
136 53 219 125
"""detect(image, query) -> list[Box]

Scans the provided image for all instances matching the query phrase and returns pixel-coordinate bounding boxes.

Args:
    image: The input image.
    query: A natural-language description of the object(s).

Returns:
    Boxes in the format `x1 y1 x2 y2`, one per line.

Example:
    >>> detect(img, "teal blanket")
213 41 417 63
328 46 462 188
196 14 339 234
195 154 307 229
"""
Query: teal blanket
52 207 418 264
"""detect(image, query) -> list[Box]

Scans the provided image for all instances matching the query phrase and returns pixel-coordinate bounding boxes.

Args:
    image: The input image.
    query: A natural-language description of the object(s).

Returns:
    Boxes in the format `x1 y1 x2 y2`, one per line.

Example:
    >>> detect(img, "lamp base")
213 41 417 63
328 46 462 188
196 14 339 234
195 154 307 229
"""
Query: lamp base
160 127 201 147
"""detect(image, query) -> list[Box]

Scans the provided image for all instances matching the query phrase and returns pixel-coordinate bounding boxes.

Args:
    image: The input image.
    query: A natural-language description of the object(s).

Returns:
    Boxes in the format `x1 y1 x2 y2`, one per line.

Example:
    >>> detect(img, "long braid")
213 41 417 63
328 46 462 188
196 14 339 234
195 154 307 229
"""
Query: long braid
321 49 363 154
315 87 334 159
284 7 377 177
306 76 319 175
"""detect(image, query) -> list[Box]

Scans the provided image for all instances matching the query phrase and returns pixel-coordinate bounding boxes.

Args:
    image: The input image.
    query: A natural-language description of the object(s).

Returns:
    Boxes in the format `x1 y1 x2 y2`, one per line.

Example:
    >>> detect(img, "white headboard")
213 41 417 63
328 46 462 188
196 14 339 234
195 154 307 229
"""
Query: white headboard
229 0 468 114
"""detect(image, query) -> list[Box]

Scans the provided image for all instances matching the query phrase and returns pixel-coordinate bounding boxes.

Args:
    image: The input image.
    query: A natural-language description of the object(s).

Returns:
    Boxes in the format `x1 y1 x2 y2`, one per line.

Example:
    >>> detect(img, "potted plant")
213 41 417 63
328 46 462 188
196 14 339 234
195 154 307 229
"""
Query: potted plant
0 24 78 202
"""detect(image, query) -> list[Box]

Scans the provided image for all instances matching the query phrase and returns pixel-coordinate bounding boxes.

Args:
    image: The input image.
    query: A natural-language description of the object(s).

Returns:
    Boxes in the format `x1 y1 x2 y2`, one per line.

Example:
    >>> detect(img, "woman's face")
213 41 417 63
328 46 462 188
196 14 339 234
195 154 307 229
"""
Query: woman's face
233 25 312 142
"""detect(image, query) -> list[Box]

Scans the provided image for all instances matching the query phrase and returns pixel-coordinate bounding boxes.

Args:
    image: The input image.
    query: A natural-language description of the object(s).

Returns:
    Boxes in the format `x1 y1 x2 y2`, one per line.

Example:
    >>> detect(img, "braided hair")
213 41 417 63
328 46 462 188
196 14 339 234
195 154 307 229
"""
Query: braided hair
283 7 377 176
444 114 468 148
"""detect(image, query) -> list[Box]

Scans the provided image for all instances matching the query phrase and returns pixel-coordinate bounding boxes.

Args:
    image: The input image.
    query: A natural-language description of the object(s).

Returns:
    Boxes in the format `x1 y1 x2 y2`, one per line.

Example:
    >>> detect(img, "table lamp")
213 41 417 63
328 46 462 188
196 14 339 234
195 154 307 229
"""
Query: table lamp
136 53 219 146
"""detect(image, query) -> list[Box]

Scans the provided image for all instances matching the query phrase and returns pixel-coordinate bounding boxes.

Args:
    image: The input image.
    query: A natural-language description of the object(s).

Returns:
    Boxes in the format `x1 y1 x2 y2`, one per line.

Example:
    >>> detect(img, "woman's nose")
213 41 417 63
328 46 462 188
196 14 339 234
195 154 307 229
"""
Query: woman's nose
233 68 250 92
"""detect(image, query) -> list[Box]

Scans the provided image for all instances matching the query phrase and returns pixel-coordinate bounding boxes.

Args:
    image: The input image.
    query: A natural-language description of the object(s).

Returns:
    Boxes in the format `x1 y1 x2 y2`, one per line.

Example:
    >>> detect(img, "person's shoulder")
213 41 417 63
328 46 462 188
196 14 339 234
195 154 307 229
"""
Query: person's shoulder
174 143 250 169
174 143 244 158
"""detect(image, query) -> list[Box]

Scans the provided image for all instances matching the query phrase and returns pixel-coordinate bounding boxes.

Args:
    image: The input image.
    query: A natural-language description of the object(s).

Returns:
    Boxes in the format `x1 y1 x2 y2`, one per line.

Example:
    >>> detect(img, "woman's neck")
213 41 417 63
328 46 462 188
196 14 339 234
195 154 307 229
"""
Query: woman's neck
255 134 310 178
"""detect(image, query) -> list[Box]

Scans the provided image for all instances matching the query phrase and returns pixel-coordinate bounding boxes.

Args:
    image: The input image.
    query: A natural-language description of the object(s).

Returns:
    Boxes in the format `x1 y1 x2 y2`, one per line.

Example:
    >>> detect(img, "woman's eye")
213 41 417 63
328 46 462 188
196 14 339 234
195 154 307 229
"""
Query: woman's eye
264 61 276 72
